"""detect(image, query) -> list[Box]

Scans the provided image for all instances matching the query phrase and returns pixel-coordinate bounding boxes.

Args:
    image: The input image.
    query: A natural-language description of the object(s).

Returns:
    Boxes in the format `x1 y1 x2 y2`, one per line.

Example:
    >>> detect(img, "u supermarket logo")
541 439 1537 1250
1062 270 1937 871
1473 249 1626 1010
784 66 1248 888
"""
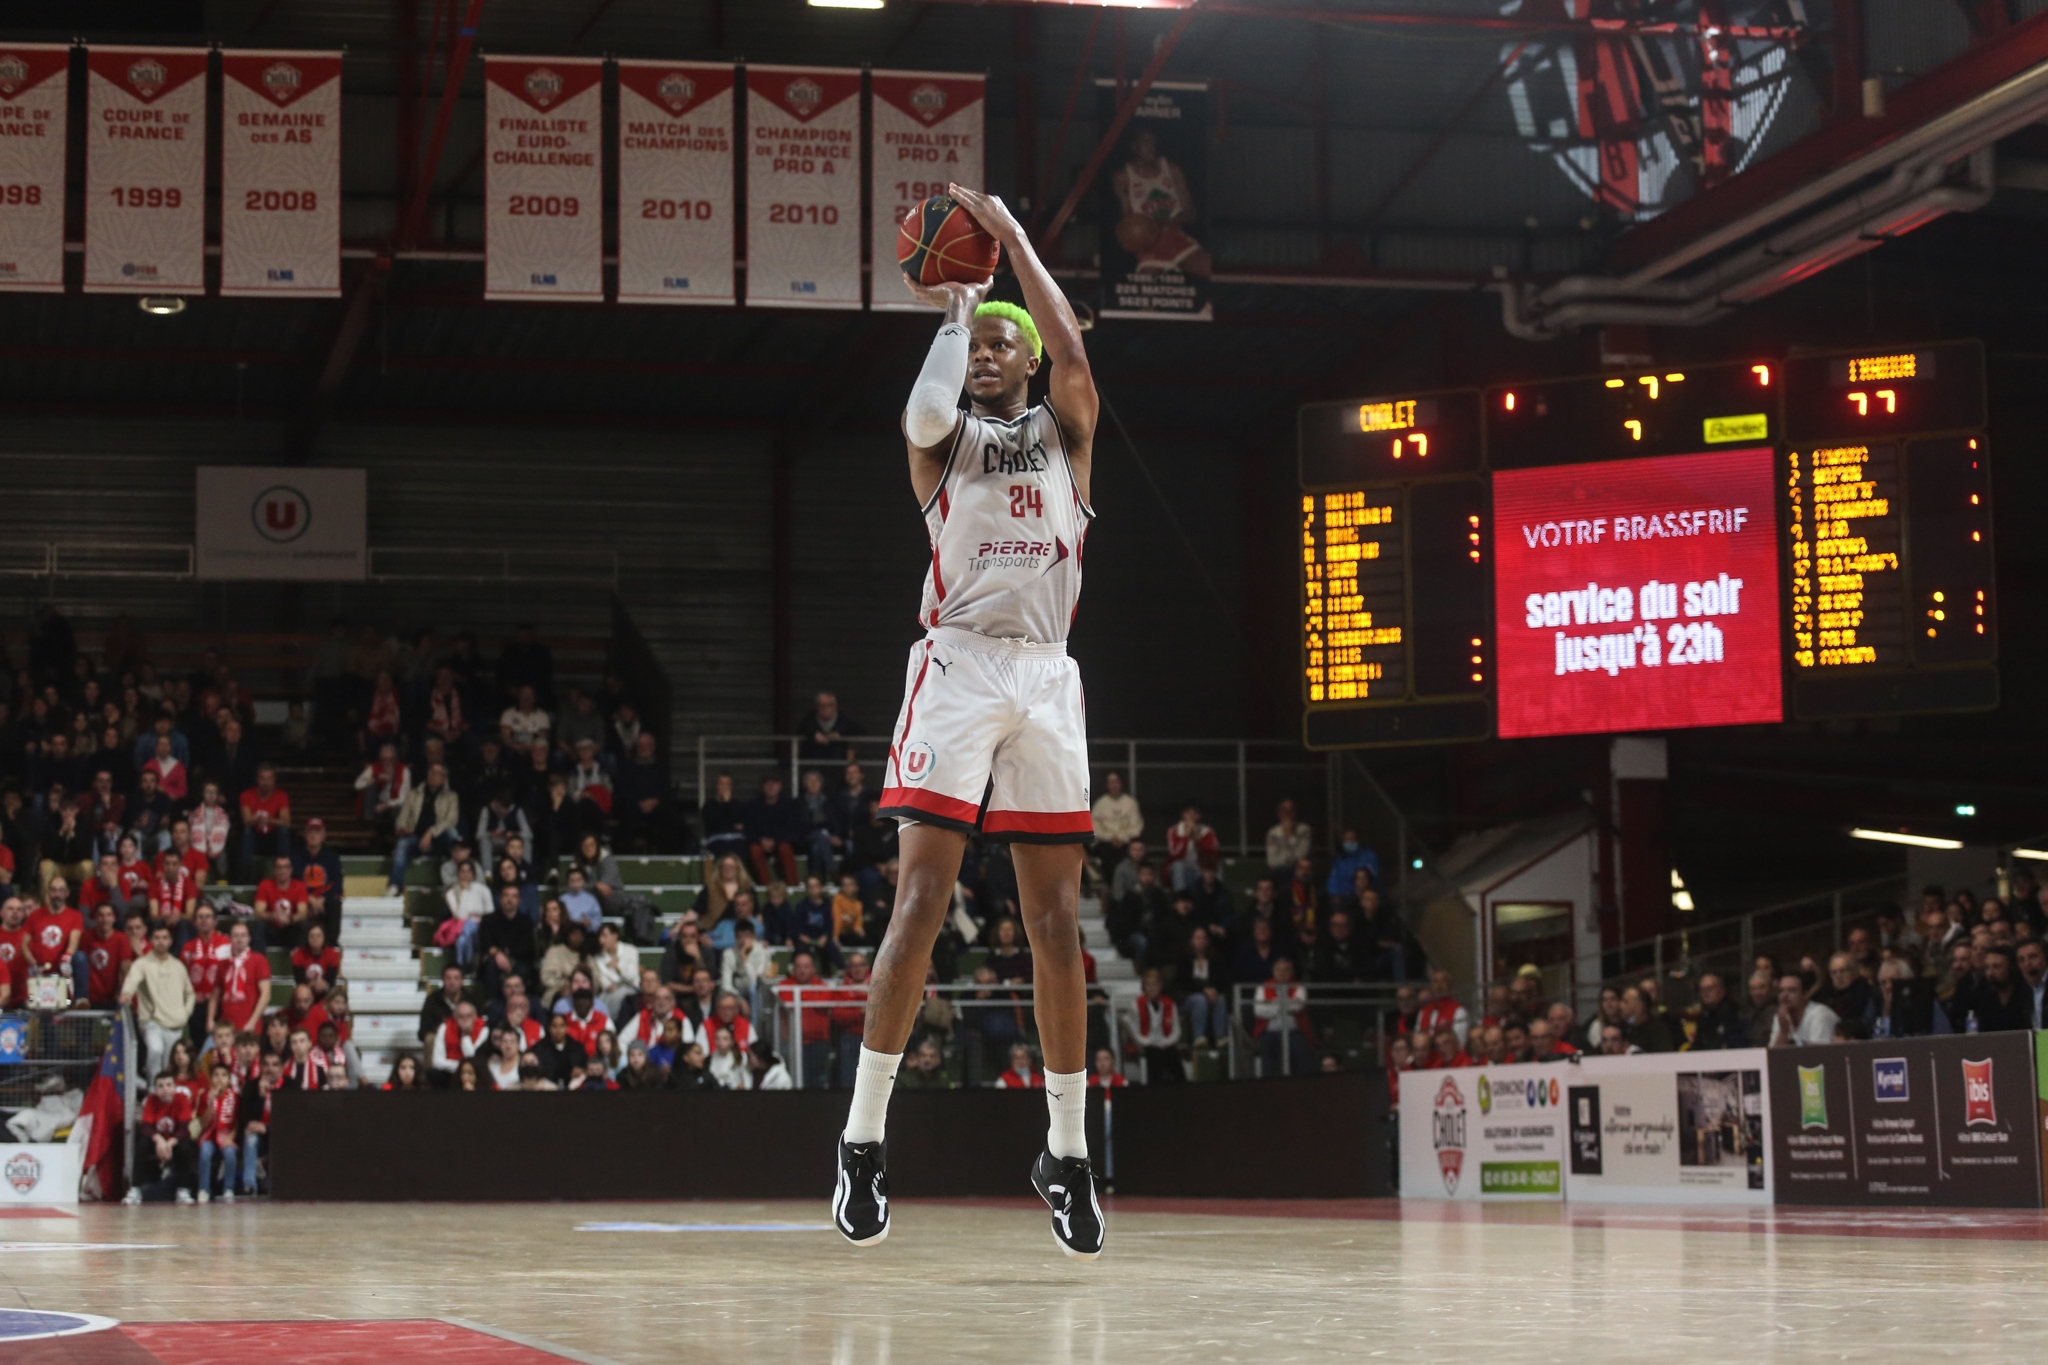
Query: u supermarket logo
901 741 936 785
251 485 312 543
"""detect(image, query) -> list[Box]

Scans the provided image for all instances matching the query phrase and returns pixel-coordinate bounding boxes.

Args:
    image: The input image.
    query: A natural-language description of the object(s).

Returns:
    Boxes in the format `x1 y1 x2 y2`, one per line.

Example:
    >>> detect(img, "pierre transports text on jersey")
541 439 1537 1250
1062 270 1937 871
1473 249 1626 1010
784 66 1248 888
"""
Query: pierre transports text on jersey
918 401 1093 644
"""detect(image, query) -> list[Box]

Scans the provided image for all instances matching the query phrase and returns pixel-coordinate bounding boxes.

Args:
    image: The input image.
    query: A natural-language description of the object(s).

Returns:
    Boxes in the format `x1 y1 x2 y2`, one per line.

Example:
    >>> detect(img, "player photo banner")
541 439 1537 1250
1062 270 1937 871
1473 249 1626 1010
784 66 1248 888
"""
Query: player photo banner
84 47 210 295
616 60 735 306
745 65 861 310
869 70 984 313
1095 79 1211 321
0 45 72 293
220 51 341 297
484 56 603 302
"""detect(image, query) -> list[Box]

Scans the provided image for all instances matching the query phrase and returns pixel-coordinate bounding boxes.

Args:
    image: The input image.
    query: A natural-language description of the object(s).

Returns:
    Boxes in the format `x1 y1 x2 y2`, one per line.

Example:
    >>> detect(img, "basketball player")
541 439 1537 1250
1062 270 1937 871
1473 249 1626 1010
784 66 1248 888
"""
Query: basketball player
832 184 1104 1259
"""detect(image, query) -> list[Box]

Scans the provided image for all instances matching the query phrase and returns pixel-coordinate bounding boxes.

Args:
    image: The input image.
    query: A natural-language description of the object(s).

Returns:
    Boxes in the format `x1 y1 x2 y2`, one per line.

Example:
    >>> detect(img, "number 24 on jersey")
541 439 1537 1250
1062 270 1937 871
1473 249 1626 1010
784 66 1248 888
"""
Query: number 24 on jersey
1008 485 1044 519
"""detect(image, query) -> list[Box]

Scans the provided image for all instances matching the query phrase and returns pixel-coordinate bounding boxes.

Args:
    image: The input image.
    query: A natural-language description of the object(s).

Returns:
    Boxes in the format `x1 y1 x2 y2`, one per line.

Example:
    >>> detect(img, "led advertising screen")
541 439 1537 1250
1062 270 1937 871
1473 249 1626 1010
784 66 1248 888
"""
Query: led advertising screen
1492 448 1783 738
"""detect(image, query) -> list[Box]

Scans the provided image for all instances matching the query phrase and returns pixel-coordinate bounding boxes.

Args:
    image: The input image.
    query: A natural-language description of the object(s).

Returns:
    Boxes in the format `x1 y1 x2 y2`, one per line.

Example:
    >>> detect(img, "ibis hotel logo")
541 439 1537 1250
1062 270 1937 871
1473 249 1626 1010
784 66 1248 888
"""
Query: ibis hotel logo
784 77 824 118
3 1151 41 1195
261 61 303 102
1962 1058 1997 1127
126 57 169 99
1432 1076 1468 1194
656 71 697 112
524 67 565 108
251 485 312 544
909 82 949 123
0 54 29 97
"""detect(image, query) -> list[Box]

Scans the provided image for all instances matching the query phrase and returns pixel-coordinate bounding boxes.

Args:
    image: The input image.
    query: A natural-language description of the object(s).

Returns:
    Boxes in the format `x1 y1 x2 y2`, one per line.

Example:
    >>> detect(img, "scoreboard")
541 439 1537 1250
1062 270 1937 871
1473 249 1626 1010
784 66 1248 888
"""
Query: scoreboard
1299 340 1995 748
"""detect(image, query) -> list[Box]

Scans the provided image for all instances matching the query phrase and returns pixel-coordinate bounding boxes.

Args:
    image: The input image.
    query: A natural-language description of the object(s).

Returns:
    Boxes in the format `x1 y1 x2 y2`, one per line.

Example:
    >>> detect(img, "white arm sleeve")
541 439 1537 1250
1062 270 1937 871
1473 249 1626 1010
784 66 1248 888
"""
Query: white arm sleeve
905 322 970 448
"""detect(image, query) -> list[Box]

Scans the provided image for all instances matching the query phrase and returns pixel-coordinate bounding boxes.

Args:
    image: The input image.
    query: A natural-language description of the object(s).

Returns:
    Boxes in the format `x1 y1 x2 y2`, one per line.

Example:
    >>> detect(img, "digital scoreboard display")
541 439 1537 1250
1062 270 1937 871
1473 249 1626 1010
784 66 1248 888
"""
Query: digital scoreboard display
1492 449 1782 739
1298 339 1997 748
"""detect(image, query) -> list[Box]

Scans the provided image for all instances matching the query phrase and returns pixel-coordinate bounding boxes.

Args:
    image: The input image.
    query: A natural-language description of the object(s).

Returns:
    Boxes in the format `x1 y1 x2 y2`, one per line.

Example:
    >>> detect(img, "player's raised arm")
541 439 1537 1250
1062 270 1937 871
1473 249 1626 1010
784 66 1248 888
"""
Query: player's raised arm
901 275 992 506
947 184 1098 486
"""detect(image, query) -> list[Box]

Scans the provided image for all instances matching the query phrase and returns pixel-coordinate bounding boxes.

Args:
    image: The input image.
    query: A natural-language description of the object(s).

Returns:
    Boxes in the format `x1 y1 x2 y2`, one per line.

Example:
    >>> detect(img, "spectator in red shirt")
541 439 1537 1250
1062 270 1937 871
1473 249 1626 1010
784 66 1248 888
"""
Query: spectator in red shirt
1089 1046 1128 1089
239 763 293 879
994 1041 1043 1089
27 877 86 1000
291 923 341 998
559 986 610 1054
828 952 868 1087
157 818 211 886
1164 804 1221 893
0 896 31 1009
775 951 833 1087
255 855 311 952
210 920 271 1035
151 858 200 937
179 903 231 1004
283 982 331 1042
78 902 134 1008
196 1062 241 1202
1413 967 1470 1049
123 1072 198 1205
502 994 543 1050
114 833 151 902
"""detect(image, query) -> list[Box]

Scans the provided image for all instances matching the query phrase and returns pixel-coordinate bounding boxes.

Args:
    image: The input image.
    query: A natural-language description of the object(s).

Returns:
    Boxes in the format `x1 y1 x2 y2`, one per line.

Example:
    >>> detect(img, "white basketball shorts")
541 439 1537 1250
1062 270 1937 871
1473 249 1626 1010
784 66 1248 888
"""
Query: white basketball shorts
878 626 1092 843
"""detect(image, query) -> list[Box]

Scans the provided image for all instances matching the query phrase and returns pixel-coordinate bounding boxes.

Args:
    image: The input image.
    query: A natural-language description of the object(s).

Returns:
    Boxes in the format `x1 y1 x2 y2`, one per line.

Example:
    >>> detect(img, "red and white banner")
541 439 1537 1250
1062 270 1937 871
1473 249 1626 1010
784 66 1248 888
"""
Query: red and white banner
84 47 209 294
220 50 341 297
745 65 861 310
0 45 71 293
870 70 984 312
616 61 735 306
484 56 603 302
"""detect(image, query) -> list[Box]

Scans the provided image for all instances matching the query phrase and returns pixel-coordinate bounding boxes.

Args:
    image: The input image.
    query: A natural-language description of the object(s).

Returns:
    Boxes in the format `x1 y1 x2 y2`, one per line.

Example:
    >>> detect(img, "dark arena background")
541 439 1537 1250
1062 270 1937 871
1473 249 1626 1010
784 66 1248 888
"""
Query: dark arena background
1 1 2047 1360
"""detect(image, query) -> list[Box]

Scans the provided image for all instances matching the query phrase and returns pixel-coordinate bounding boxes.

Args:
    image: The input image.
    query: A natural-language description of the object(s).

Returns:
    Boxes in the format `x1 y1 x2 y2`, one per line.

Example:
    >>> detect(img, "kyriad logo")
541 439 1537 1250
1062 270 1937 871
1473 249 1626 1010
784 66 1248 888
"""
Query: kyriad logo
251 485 312 544
1432 1076 1467 1195
1873 1057 1909 1102
4 1151 41 1195
1962 1058 1996 1127
657 72 697 112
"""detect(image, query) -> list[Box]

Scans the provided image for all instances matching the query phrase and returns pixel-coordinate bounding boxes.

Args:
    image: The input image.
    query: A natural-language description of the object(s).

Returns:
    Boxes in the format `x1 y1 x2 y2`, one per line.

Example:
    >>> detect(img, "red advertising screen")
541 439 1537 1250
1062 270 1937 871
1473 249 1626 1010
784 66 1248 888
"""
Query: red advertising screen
1492 448 1784 738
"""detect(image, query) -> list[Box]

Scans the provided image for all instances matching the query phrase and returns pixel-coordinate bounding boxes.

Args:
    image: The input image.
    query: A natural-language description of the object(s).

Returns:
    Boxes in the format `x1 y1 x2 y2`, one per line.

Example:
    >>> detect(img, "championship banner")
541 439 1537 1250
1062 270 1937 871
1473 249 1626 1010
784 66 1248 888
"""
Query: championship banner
744 65 861 310
84 47 209 294
1398 1063 1565 1201
616 60 735 306
1767 1032 2041 1208
869 70 983 313
1095 79 1212 321
484 56 603 302
0 44 71 293
220 50 342 297
1563 1049 1773 1206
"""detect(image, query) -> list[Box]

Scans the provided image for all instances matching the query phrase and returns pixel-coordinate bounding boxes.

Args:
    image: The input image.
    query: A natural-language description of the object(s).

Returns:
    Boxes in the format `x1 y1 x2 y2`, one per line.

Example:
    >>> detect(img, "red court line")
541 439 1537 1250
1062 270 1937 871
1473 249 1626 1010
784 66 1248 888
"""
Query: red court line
918 1195 2048 1241
119 1320 573 1364
0 1207 77 1219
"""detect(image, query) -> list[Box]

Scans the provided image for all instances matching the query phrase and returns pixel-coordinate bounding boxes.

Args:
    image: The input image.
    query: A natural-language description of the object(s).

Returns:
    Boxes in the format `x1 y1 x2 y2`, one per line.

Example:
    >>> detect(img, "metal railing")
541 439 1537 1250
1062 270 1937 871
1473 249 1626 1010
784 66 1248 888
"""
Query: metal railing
0 541 619 586
774 980 1135 1089
1225 982 1402 1079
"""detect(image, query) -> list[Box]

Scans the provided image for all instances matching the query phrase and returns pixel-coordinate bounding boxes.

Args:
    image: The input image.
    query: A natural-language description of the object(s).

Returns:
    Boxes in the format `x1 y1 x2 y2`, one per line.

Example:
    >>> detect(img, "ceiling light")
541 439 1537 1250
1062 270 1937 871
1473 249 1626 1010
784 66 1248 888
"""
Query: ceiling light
138 296 186 316
1955 804 1977 817
809 0 884 7
2012 848 2048 862
1850 828 1963 850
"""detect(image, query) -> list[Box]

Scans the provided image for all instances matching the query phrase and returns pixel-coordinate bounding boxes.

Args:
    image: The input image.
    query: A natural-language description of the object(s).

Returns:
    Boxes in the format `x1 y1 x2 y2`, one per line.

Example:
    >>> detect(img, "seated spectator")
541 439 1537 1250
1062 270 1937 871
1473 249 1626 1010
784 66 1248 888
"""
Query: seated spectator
1231 916 1284 984
1963 943 2032 1032
1264 798 1312 874
620 984 683 1051
418 964 470 1044
795 690 857 761
719 919 772 1012
387 762 460 897
668 1041 717 1090
1107 839 1149 904
559 868 603 934
447 861 495 967
776 951 833 1087
431 1000 489 1080
744 774 801 886
1178 926 1230 1045
1108 862 1165 964
454 1059 482 1091
78 852 144 935
484 1028 523 1090
499 685 551 757
1132 968 1183 1084
560 986 611 1053
1312 910 1367 985
539 920 592 1010
1767 971 1839 1047
293 818 345 943
129 768 173 850
279 1025 329 1091
354 743 411 840
291 923 342 998
1090 1047 1128 1090
124 1072 198 1204
238 764 292 878
827 873 869 949
614 732 675 853
1090 771 1142 863
1253 957 1312 1074
897 1035 952 1090
591 921 640 1019
616 1039 663 1090
793 769 838 880
647 1018 684 1073
317 1019 359 1089
987 917 1033 984
708 1025 749 1089
1620 986 1674 1053
178 904 229 1008
859 861 899 945
1163 805 1218 892
156 817 211 886
383 1055 423 1091
747 1038 793 1090
1414 968 1469 1048
37 801 93 898
255 854 312 951
993 1042 1042 1089
187 782 231 881
1815 951 1878 1031
195 1061 241 1201
570 1054 616 1092
1685 972 1747 1050
700 772 748 861
501 993 543 1050
791 875 836 958
567 739 611 820
475 887 538 1002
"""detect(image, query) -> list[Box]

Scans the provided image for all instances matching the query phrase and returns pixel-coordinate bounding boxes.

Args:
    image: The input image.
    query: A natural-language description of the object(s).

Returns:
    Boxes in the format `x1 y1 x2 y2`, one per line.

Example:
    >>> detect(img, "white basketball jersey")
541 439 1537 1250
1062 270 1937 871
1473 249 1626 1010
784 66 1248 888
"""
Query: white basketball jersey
917 402 1093 644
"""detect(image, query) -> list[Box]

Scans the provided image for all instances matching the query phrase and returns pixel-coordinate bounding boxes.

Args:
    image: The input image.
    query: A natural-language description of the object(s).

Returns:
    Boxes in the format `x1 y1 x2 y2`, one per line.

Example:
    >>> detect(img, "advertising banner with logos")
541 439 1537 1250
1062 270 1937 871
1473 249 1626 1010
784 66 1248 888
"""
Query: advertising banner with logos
1563 1049 1773 1205
84 47 209 294
484 56 603 302
196 466 366 582
616 60 735 306
1766 1032 2041 1208
869 70 984 313
1095 79 1212 321
745 65 862 310
0 44 71 293
1399 1063 1566 1201
220 50 342 297
0 1143 81 1203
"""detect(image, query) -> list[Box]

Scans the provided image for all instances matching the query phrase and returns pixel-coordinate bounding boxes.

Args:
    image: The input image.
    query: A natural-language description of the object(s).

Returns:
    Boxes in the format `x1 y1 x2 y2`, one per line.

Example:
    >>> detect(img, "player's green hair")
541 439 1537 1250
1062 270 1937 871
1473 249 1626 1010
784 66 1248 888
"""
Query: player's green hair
974 300 1042 360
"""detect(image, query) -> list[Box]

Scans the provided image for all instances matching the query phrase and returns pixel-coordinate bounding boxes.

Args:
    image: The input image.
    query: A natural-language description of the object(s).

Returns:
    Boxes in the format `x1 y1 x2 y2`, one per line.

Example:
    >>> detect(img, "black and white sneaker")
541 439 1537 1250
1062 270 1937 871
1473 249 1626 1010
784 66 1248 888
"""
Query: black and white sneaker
833 1134 890 1246
1030 1149 1105 1260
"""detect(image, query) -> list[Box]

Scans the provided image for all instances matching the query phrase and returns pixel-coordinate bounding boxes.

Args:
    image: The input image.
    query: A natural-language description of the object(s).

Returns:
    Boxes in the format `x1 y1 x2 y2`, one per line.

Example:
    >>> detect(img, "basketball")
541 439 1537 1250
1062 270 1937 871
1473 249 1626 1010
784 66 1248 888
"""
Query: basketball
1115 211 1162 254
898 194 1001 287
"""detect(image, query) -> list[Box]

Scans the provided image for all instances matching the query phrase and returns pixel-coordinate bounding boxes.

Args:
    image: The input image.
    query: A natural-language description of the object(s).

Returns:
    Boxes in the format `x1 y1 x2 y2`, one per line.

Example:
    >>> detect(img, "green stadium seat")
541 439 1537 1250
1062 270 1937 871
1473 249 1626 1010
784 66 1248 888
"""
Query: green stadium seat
265 949 292 978
955 948 989 979
420 949 446 979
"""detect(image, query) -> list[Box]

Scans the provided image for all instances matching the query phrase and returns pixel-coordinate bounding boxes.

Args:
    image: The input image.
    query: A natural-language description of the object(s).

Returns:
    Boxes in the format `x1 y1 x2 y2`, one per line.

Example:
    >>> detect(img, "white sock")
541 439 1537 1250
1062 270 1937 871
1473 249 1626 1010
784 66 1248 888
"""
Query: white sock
843 1046 902 1145
1045 1069 1087 1160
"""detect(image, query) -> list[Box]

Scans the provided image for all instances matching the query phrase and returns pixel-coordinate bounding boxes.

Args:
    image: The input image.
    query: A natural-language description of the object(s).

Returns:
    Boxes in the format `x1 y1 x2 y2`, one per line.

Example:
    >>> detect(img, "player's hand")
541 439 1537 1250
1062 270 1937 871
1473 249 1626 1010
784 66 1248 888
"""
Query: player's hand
948 184 1022 245
901 274 992 317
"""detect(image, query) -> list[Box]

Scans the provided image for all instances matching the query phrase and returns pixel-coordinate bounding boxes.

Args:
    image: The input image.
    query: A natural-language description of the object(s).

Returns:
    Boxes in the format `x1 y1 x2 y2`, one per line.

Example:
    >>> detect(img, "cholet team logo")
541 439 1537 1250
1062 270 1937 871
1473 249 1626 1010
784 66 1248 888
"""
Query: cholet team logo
126 58 168 99
261 61 302 102
909 83 948 123
251 485 313 544
657 72 697 113
524 67 565 108
1431 1076 1467 1195
785 77 824 118
0 54 30 97
4 1151 41 1195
